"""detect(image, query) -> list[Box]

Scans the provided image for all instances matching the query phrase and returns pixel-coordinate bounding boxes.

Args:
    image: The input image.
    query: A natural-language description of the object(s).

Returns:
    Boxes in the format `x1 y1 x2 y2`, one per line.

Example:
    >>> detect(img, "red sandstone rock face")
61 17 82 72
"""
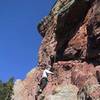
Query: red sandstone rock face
12 0 100 100
12 61 100 100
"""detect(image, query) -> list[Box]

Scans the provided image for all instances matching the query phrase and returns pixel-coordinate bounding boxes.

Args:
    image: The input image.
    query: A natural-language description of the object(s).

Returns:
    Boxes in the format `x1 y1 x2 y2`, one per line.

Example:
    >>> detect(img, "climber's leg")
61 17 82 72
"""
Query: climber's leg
39 77 48 92
35 95 38 100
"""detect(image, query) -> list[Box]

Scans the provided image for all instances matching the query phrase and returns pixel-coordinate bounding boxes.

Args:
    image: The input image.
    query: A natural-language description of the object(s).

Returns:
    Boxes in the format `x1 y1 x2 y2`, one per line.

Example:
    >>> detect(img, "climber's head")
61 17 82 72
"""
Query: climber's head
47 67 51 71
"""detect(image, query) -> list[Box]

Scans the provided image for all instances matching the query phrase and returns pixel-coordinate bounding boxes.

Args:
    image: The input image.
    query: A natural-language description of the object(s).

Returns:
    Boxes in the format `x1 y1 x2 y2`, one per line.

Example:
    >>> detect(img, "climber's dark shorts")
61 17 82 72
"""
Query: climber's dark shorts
39 77 48 90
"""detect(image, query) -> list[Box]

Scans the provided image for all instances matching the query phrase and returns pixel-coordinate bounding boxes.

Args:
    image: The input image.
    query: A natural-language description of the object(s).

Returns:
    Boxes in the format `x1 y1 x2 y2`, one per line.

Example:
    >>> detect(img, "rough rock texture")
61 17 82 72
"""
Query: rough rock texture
12 0 100 100
46 84 78 100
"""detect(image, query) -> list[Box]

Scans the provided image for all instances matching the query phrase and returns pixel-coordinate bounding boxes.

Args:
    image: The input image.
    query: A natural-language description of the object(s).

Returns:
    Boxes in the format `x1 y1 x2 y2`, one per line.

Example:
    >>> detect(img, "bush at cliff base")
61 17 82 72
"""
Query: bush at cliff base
0 77 14 100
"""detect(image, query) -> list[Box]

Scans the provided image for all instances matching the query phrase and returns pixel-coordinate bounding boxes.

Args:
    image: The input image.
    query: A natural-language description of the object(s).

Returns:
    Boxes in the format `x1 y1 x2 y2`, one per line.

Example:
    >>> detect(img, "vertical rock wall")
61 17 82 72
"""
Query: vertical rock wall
12 0 100 100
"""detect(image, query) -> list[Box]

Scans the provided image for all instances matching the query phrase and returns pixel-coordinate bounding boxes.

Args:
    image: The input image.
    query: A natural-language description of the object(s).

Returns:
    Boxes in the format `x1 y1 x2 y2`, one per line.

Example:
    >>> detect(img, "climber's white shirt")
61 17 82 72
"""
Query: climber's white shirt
42 69 53 78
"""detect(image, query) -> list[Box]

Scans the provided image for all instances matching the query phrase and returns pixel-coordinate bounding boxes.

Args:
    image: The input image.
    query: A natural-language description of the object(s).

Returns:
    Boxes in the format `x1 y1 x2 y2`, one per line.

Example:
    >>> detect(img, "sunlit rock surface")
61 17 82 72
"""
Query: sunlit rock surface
12 0 100 100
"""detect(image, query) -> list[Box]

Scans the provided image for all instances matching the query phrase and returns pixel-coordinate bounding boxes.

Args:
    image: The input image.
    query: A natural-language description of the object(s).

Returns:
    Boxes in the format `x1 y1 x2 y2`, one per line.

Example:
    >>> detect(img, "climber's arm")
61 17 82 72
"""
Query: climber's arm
45 69 54 74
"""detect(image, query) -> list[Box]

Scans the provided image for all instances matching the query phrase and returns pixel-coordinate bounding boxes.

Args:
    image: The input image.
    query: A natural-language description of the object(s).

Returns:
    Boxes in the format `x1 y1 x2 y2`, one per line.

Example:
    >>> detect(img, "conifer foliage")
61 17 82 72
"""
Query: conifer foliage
0 77 14 100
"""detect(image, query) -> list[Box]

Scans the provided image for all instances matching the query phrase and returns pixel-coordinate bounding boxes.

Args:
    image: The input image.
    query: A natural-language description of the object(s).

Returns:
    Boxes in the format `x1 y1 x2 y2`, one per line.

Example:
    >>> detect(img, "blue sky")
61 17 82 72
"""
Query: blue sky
0 0 56 82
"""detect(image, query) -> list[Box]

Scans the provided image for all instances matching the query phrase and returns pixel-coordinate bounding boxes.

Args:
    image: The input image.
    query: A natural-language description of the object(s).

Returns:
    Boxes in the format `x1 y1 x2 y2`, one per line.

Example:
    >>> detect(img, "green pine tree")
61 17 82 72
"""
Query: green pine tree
0 77 14 100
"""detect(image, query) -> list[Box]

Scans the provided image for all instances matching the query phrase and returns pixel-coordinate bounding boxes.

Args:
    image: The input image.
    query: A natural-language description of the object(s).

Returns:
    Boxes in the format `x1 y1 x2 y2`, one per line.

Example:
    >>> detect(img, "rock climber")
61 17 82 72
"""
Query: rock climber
38 66 54 93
